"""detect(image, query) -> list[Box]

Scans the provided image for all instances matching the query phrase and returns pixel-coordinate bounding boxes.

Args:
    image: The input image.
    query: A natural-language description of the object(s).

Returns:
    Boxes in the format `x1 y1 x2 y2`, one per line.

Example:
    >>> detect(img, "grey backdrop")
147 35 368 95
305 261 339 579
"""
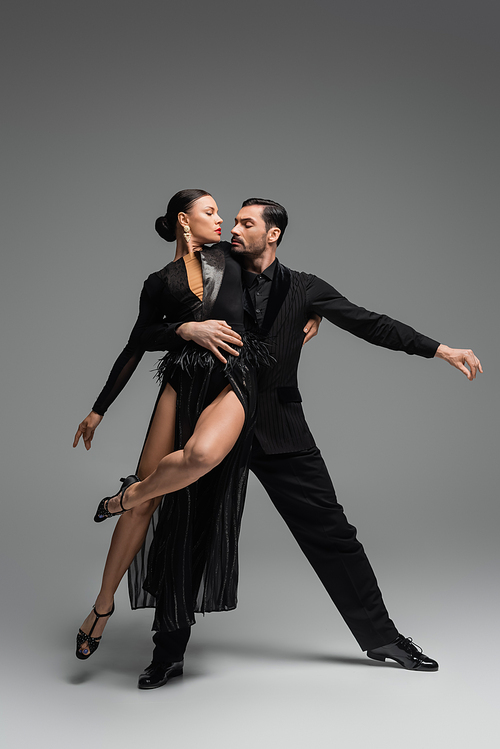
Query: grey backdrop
1 1 498 748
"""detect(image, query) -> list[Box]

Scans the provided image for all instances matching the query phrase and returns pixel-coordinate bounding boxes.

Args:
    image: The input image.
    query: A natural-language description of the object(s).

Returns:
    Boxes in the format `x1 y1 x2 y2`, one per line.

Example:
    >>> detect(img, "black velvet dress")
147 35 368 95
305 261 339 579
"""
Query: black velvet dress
92 244 271 632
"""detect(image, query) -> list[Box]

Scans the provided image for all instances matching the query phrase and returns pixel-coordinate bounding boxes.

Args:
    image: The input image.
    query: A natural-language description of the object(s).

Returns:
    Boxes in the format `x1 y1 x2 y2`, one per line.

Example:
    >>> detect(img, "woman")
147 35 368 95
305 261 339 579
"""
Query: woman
73 189 272 659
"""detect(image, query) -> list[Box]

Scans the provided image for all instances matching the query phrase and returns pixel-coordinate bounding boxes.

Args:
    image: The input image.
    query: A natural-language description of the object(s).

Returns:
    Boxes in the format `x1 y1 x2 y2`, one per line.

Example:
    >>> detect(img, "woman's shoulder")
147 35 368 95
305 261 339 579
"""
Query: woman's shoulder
146 241 232 285
216 240 232 255
203 241 232 257
141 266 173 299
150 258 179 285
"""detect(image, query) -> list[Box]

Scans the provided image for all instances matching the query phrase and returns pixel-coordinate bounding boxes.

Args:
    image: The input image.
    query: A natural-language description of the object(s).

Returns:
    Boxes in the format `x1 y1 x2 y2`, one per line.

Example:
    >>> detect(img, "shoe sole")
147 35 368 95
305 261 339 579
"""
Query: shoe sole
137 668 183 690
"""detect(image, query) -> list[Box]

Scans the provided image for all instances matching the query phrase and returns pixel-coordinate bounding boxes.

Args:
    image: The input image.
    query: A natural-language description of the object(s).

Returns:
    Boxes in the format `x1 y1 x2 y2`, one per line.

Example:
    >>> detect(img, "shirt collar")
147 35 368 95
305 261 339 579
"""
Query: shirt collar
242 259 277 288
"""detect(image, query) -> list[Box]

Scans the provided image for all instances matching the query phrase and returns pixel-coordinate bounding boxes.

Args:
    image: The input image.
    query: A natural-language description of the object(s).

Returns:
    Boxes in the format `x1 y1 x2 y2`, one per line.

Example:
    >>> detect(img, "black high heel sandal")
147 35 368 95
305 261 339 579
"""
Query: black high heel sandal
94 474 140 523
76 602 115 660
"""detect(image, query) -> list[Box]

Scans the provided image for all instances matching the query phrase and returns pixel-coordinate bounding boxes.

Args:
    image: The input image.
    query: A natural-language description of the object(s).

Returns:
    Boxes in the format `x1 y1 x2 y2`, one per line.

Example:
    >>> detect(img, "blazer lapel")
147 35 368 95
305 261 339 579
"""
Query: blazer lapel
260 260 291 335
200 245 225 318
161 257 203 319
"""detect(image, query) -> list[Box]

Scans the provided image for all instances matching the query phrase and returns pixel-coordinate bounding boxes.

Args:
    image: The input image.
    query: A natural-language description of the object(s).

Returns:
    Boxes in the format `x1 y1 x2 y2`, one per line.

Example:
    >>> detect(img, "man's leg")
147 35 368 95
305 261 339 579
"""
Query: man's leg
250 442 398 651
152 627 191 664
137 627 191 690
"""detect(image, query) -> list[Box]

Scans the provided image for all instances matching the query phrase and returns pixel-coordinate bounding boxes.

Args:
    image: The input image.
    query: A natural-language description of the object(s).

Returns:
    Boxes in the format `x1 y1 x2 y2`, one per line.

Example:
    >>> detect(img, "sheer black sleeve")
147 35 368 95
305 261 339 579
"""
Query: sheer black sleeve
305 274 440 358
92 276 183 416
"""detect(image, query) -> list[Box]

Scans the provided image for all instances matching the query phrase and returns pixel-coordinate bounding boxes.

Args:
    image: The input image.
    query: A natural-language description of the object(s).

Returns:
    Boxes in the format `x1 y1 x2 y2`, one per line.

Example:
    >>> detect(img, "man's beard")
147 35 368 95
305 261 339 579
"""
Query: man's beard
231 235 267 256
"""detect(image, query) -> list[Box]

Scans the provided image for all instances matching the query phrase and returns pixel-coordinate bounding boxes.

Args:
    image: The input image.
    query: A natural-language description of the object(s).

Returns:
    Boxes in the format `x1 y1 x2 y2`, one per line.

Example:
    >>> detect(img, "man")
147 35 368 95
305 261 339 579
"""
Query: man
139 198 482 689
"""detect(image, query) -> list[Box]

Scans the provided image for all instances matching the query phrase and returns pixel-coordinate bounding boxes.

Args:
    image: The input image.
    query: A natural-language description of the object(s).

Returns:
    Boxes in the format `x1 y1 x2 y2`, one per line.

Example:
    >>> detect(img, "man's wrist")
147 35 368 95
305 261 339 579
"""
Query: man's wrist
176 323 192 341
435 344 450 360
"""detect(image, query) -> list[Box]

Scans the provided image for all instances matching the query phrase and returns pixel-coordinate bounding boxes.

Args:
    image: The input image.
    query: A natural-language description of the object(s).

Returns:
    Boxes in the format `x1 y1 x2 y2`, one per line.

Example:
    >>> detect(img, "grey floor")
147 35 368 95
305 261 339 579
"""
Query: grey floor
2 480 498 749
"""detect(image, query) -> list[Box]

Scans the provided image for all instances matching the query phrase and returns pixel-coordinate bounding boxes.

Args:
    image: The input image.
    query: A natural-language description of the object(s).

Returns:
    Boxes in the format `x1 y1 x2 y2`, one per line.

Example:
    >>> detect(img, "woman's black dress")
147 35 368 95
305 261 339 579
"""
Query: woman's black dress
92 244 271 632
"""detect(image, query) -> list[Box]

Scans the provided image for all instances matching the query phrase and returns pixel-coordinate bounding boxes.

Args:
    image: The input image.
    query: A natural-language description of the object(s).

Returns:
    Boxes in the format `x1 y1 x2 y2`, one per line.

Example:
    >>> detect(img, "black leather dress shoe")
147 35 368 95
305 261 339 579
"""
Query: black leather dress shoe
137 660 184 690
367 635 439 671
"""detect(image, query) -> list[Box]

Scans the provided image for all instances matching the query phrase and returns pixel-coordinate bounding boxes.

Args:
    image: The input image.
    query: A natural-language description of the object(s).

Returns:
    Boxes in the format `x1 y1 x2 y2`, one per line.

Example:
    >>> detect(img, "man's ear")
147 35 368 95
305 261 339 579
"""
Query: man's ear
268 227 281 245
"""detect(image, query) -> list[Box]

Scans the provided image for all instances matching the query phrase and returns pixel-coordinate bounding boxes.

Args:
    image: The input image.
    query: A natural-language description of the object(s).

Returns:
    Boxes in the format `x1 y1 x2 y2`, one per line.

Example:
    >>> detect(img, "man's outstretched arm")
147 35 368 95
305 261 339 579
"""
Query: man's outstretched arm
306 274 483 380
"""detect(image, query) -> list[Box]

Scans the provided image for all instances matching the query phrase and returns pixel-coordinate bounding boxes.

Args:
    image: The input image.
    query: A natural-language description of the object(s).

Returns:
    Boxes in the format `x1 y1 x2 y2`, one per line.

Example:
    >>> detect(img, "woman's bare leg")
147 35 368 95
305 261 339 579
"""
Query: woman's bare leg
77 385 177 655
78 384 245 655
106 385 245 514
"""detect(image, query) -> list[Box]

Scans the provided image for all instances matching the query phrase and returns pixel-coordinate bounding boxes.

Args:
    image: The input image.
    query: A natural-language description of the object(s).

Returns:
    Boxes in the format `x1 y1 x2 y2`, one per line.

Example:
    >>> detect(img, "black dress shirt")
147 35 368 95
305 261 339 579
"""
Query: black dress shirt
241 260 276 326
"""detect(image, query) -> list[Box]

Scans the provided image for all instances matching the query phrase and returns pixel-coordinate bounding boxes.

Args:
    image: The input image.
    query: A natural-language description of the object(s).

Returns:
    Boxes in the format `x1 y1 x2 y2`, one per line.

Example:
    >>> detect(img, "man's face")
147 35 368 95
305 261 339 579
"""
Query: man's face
231 205 269 257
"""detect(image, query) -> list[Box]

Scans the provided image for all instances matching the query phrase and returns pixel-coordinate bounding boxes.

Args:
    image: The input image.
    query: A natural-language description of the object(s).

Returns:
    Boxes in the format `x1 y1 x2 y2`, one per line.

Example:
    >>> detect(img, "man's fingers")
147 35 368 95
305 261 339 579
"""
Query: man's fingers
220 343 240 356
439 346 483 380
220 332 243 346
210 344 227 364
463 351 482 380
463 356 475 379
218 320 240 337
471 355 483 376
219 325 242 341
457 362 472 380
211 337 241 360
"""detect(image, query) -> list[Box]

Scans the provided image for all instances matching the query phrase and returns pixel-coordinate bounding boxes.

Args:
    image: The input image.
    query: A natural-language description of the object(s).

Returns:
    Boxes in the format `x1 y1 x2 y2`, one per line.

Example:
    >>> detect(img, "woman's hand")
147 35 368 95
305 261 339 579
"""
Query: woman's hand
303 314 322 346
73 411 103 450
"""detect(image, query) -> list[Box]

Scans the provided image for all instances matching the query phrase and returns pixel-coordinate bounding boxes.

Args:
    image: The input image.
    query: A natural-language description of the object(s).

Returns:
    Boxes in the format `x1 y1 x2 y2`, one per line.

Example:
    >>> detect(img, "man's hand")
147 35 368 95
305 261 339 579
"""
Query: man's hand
435 344 483 380
73 411 103 450
303 314 322 346
177 321 243 364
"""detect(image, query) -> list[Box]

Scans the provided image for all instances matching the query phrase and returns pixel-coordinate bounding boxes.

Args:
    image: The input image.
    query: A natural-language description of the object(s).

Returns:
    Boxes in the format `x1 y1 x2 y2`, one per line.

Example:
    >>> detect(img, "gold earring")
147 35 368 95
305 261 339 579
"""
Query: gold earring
183 225 191 244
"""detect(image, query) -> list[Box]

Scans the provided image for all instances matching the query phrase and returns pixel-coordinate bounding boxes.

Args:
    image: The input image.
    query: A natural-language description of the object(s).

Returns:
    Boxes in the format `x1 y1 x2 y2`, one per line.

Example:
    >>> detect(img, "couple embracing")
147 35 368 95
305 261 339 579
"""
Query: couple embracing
74 189 481 688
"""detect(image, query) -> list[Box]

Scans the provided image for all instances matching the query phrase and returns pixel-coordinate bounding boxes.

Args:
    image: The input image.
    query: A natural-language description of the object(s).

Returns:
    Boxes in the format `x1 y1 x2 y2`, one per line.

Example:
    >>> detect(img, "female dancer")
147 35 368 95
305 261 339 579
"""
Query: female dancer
74 189 272 659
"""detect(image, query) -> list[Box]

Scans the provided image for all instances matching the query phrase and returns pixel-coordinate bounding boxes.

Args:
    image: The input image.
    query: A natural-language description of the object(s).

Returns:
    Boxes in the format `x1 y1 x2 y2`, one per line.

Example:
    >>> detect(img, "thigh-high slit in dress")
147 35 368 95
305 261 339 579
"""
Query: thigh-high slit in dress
91 244 272 633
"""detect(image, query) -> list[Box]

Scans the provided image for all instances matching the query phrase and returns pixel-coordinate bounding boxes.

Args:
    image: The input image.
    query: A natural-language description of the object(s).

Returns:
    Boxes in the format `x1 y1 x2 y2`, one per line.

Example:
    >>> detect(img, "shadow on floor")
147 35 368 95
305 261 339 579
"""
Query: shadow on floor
64 618 401 687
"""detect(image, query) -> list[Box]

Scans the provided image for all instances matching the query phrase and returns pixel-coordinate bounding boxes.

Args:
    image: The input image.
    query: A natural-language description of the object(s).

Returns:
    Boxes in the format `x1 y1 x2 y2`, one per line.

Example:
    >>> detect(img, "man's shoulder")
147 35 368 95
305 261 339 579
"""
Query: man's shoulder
276 260 316 285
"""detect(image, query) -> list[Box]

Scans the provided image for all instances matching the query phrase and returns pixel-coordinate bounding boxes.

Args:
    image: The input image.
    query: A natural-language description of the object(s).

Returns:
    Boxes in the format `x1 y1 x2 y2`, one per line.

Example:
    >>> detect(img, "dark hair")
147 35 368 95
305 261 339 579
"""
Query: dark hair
155 189 211 242
241 198 288 246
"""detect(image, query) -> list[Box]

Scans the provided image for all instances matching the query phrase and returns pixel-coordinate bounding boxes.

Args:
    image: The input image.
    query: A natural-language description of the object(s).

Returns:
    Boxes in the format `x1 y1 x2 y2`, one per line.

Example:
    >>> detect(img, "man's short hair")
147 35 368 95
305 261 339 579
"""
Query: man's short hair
241 198 288 246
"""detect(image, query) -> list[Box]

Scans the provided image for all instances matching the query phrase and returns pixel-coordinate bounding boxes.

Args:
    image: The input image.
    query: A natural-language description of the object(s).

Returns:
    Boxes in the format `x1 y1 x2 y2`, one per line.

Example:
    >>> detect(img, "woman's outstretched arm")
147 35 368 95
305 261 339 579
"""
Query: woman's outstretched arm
73 276 166 449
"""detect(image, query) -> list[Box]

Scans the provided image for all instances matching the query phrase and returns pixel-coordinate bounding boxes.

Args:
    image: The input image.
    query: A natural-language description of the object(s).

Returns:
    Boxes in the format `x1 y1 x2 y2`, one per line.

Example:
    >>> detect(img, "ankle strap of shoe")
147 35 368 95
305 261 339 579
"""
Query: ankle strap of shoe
92 602 115 619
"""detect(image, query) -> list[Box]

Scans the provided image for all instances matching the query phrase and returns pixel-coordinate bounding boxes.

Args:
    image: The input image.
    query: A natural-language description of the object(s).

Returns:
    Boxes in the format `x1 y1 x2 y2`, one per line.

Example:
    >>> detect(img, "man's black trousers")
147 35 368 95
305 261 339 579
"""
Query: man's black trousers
152 444 399 664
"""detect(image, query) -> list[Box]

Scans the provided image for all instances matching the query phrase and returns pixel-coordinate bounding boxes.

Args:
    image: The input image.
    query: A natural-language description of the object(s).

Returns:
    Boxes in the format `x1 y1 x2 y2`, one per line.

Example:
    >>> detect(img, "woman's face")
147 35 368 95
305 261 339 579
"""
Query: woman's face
183 195 222 244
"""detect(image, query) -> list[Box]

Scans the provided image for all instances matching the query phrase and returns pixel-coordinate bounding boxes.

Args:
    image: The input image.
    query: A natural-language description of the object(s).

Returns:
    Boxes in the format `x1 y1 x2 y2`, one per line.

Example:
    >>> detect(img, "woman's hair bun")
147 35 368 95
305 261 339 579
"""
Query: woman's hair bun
155 215 176 242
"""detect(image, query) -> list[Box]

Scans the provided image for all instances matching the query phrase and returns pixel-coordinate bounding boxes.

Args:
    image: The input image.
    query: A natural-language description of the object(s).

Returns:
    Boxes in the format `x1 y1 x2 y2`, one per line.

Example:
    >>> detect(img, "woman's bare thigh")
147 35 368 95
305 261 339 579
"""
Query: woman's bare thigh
137 383 177 480
192 383 233 432
185 385 246 468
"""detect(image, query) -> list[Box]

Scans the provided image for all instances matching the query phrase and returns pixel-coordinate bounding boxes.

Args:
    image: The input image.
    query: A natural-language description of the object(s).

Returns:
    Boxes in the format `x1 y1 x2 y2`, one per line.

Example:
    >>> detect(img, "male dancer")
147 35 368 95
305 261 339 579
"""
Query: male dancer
138 198 482 688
